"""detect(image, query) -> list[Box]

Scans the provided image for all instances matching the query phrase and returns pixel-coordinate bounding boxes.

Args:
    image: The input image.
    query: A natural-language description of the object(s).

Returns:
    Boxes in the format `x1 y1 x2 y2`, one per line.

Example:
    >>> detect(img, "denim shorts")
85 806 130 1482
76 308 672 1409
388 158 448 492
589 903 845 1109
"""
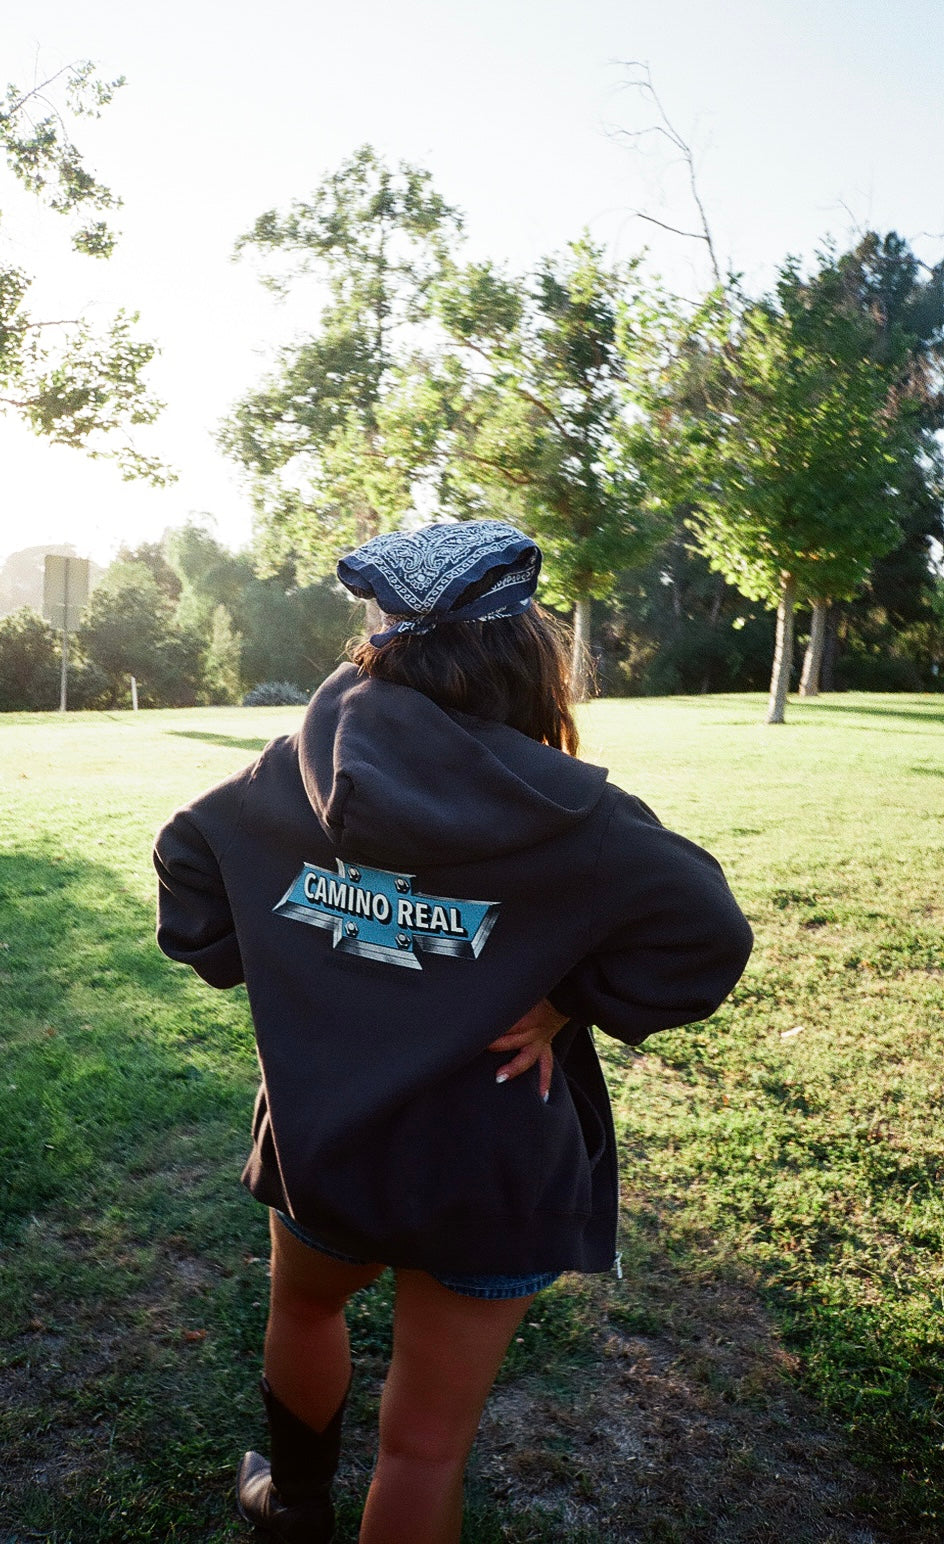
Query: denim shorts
274 1211 560 1300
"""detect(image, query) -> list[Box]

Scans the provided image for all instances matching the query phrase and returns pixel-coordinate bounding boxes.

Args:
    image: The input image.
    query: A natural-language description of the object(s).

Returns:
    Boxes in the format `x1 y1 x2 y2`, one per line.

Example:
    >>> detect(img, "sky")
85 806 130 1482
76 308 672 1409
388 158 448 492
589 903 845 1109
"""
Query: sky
1 0 943 567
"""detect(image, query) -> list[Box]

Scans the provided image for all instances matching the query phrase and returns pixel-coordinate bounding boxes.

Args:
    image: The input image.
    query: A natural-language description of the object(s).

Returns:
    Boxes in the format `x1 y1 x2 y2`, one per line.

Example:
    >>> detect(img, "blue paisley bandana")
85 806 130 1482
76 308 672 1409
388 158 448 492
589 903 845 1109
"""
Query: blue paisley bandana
337 520 542 646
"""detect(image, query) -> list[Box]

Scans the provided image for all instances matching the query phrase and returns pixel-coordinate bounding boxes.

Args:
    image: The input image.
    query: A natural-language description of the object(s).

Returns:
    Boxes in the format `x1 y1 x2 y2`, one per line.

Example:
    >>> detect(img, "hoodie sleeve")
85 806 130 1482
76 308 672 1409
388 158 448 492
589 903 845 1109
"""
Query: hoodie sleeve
548 790 753 1045
153 807 244 989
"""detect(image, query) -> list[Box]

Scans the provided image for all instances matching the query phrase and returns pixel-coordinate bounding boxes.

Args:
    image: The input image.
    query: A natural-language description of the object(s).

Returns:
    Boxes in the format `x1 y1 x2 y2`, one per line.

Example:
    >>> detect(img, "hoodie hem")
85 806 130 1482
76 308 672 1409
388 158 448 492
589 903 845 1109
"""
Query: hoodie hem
240 1162 617 1276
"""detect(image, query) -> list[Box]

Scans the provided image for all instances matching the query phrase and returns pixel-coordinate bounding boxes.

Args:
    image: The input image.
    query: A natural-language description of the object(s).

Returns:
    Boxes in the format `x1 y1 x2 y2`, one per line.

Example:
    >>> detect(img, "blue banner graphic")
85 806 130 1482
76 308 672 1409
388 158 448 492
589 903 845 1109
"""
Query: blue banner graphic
273 859 500 970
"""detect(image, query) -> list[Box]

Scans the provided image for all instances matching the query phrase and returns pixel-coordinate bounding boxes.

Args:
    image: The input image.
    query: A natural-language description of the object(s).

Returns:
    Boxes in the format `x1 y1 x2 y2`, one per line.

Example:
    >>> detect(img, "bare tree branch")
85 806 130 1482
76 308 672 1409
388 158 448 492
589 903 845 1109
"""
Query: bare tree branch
0 64 77 122
905 233 944 273
15 318 82 331
635 212 709 243
449 447 534 488
609 60 723 289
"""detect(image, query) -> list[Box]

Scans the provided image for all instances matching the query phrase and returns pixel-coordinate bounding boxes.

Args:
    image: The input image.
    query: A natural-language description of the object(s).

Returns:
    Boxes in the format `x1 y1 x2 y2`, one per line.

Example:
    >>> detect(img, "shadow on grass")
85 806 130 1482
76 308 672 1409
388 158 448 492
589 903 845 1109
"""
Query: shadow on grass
0 852 905 1543
811 700 944 726
166 729 271 753
0 849 275 1541
0 851 259 1239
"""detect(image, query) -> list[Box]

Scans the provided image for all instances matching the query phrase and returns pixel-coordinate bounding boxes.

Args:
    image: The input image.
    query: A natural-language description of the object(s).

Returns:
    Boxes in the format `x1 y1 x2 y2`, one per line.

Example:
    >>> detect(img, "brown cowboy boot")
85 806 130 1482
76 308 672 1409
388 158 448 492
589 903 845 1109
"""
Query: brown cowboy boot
236 1376 347 1542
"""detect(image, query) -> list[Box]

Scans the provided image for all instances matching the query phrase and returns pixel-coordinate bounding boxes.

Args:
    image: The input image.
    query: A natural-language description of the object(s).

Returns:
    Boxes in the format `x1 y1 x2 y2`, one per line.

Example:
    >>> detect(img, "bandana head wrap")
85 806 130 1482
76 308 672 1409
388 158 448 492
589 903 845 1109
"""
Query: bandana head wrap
337 520 542 646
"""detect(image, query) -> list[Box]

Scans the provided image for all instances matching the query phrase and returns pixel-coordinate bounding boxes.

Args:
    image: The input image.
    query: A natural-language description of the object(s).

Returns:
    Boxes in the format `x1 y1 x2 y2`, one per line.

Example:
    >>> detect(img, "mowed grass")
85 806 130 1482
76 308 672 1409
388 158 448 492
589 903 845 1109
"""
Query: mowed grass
1 693 942 1542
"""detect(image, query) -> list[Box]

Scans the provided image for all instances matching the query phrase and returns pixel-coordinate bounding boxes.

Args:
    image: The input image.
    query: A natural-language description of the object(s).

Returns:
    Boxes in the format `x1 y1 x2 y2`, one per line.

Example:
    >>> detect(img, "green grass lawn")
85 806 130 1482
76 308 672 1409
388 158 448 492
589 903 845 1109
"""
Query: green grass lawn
1 693 942 1542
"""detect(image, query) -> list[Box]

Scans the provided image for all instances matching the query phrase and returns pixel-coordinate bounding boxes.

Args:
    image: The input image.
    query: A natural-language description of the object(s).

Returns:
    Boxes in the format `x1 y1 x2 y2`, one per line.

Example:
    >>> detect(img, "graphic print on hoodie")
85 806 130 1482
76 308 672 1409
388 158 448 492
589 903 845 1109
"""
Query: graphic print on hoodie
154 663 753 1276
273 858 500 968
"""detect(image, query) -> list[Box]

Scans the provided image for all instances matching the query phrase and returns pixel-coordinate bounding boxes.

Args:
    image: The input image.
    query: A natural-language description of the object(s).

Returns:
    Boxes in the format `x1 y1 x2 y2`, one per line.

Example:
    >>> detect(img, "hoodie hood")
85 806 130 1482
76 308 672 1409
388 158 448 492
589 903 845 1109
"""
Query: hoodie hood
299 663 608 868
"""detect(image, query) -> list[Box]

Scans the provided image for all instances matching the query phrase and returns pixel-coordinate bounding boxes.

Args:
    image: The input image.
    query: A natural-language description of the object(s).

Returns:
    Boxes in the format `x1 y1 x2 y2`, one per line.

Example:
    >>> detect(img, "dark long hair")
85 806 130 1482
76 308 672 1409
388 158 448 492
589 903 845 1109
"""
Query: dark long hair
348 603 580 755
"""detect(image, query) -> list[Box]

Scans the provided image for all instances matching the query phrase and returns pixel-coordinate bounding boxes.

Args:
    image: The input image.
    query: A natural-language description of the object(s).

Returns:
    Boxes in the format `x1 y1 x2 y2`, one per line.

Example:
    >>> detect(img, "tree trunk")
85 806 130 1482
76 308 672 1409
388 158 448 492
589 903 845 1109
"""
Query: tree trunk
799 598 829 697
571 595 592 703
766 574 797 725
821 604 840 693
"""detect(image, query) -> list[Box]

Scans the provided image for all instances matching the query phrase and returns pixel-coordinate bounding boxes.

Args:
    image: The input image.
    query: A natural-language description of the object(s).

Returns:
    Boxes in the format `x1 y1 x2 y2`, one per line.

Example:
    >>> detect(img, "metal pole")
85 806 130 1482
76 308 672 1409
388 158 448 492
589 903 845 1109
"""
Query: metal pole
59 558 70 713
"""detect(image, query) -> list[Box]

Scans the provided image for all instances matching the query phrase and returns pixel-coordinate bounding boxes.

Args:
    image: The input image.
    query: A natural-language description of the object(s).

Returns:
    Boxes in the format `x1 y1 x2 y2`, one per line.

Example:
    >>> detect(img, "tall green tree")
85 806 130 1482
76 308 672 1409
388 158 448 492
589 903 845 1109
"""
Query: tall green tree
76 561 201 706
0 61 169 480
685 256 910 722
797 233 944 695
219 146 462 582
161 520 353 694
436 239 673 696
235 577 353 693
814 465 944 693
164 520 252 632
202 604 243 704
115 540 182 604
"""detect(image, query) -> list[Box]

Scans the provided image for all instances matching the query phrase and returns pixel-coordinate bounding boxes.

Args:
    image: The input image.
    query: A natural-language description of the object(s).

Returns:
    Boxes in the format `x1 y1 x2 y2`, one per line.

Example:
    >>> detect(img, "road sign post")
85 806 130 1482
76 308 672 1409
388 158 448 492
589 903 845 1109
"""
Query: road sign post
43 555 90 713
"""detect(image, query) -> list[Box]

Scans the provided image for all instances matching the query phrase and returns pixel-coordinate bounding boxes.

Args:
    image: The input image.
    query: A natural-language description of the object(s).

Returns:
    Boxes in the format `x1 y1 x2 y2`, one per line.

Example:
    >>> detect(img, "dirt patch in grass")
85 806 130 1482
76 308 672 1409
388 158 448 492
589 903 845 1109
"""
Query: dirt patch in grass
0 1224 904 1544
0 1205 906 1544
0 1216 235 1523
472 1272 893 1544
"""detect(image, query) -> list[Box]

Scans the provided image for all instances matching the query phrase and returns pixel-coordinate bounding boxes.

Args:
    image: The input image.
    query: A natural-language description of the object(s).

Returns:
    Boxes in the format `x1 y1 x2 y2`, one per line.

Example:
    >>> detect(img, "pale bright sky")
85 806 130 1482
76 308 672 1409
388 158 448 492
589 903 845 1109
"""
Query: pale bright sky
1 0 943 566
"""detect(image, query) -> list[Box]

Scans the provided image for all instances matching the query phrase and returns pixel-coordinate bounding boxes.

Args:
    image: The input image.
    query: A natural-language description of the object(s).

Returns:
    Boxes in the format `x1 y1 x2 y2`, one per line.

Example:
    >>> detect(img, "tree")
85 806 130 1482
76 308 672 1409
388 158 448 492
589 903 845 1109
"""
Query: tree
202 605 243 704
0 608 59 709
164 519 253 632
76 561 201 706
685 255 910 723
816 470 944 693
115 541 182 604
236 577 353 693
219 146 462 581
0 60 169 480
797 232 944 695
599 525 776 697
436 239 673 697
159 519 354 695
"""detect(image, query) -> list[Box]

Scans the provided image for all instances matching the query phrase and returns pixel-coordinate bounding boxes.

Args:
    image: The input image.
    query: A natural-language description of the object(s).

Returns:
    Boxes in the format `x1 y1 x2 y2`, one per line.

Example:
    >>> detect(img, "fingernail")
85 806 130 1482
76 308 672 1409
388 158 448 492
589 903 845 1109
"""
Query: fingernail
495 1073 509 1084
542 1091 549 1103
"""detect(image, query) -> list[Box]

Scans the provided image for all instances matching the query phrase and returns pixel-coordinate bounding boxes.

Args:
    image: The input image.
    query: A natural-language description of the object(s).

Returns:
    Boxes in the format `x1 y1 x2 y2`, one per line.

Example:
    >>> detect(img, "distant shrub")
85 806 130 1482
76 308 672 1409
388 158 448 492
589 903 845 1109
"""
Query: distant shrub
0 608 59 710
242 680 310 706
67 658 112 710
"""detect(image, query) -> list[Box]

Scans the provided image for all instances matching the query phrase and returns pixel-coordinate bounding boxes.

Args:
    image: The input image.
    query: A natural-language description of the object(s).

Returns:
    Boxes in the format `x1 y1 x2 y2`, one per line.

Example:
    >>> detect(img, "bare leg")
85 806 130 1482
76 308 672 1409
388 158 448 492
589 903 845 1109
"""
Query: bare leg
359 1270 534 1544
264 1213 384 1429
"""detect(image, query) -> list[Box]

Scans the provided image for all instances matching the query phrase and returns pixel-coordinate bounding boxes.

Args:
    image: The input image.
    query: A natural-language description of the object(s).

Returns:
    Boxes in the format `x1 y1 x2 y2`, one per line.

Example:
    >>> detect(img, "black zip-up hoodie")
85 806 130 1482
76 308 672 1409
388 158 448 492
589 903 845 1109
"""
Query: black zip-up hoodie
154 664 753 1275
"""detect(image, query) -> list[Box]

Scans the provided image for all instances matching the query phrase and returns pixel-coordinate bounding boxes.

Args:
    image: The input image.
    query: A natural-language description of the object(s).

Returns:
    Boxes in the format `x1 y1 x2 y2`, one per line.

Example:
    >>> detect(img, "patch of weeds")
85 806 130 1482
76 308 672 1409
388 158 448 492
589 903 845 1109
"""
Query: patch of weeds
497 1277 599 1384
348 1273 395 1364
772 887 820 910
858 923 944 977
461 1496 600 1543
607 1303 664 1338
